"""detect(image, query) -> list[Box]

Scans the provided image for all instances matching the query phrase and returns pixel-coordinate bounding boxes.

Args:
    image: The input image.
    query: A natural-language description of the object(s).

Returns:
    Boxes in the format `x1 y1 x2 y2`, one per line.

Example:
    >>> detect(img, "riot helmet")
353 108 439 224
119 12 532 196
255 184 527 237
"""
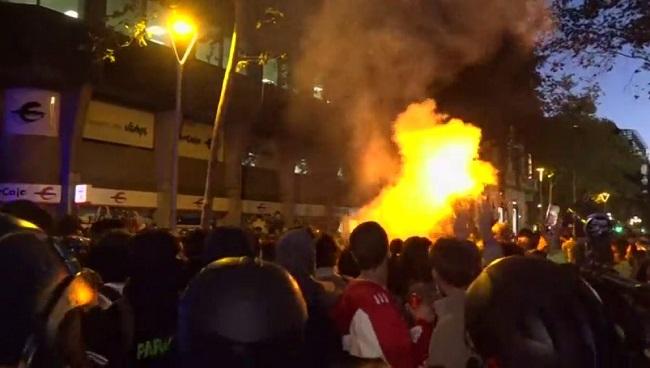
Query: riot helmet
0 214 96 368
584 213 614 240
178 257 307 368
465 256 615 368
584 213 615 265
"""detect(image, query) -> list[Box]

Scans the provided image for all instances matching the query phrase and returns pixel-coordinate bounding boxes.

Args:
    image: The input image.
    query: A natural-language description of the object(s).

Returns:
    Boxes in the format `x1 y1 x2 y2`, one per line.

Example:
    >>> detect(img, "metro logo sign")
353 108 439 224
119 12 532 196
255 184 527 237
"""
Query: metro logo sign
110 192 127 204
78 187 156 208
0 183 61 204
4 89 60 137
34 186 57 201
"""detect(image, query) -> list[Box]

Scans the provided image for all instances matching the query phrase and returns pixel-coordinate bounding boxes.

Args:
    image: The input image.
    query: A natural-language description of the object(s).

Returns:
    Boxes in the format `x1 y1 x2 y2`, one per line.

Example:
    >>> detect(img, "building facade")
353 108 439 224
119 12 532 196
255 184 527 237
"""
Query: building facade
0 1 535 232
0 1 349 230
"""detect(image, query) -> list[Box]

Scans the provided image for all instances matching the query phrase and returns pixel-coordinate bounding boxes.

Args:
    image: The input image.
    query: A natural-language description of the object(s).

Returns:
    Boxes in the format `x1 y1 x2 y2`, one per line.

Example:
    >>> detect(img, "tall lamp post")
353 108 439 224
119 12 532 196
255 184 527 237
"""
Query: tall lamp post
547 171 555 208
166 12 198 231
536 167 545 223
596 192 611 213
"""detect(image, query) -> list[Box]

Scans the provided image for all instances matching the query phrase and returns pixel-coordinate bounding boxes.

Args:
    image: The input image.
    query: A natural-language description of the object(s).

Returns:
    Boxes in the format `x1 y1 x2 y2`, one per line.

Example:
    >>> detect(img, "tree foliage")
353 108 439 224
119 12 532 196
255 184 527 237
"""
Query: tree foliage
542 0 650 98
545 0 650 67
531 83 644 219
97 0 285 68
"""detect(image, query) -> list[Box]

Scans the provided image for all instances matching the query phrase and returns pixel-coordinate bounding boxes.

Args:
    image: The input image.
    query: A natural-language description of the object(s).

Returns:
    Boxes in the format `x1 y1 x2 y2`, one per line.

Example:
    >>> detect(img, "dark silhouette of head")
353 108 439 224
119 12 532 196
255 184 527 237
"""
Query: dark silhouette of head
55 215 82 237
315 233 340 269
349 222 388 271
178 257 307 367
401 236 433 284
202 226 254 266
87 230 131 284
337 248 360 278
89 218 126 241
389 238 404 257
182 228 207 260
429 237 481 289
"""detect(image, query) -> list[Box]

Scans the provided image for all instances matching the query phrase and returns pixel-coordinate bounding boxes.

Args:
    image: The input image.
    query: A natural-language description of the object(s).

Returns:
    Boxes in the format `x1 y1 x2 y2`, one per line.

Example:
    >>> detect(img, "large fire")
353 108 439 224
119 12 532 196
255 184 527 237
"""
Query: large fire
350 100 497 240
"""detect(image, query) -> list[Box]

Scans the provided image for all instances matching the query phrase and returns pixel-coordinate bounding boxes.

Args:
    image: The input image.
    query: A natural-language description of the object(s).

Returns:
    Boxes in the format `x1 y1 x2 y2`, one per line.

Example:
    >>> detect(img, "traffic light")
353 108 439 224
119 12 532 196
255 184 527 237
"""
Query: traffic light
613 225 624 234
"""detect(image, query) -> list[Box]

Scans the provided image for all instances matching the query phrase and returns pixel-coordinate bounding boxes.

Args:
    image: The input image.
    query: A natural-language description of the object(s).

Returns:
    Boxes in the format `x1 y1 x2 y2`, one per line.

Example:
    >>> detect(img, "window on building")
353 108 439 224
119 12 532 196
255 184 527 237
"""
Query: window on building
145 0 169 45
337 167 345 180
262 59 278 85
106 0 171 45
242 152 258 167
294 159 310 175
41 0 82 18
195 35 242 71
313 85 324 100
107 0 141 33
195 39 223 66
7 0 82 18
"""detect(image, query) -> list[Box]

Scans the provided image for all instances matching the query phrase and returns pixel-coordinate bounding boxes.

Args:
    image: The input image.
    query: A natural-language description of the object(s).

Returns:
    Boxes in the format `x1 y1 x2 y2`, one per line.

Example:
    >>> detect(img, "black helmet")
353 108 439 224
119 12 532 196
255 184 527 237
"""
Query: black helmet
584 213 613 240
178 257 308 368
465 256 615 368
0 212 40 237
0 214 96 367
584 213 616 265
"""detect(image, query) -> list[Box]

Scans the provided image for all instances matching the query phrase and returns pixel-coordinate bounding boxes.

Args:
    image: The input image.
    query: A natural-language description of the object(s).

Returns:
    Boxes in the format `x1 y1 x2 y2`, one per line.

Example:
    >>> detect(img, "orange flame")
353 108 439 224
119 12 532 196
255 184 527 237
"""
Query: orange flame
351 100 497 240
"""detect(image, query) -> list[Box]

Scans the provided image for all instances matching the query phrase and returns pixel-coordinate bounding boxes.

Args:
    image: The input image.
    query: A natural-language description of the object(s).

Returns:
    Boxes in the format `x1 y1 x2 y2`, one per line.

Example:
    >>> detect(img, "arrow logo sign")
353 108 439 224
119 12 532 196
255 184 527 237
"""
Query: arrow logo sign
110 192 127 204
34 186 56 201
12 101 45 123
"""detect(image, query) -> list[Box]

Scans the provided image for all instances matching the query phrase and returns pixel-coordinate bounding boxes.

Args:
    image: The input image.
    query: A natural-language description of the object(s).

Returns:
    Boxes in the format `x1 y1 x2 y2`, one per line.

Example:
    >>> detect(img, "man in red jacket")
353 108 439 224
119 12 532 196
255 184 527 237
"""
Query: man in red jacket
332 222 433 368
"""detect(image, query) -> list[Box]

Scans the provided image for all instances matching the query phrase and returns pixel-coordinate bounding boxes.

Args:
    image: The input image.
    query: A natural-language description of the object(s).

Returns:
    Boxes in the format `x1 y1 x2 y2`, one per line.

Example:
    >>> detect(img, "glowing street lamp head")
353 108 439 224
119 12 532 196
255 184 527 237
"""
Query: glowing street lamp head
168 13 196 39
167 11 199 65
536 167 545 182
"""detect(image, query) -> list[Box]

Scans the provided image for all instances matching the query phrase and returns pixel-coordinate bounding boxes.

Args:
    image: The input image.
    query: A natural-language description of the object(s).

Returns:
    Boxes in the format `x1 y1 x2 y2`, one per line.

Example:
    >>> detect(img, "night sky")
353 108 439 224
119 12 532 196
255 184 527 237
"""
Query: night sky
594 58 650 145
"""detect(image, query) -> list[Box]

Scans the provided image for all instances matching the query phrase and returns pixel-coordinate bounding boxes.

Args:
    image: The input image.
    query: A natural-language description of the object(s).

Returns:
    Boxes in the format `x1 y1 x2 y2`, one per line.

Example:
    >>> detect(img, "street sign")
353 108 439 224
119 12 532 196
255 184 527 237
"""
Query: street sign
0 183 61 204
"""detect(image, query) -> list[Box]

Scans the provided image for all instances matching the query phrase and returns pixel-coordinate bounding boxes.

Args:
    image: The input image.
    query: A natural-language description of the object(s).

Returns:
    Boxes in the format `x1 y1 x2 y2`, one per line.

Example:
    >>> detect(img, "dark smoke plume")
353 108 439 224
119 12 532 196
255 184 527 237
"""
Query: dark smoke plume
289 0 548 195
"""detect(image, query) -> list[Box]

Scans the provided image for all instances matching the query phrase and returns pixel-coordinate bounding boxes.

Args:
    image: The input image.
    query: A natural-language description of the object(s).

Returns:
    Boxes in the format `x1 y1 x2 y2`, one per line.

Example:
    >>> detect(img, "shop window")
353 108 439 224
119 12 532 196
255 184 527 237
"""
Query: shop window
41 0 82 18
242 152 258 167
262 58 278 85
294 159 310 175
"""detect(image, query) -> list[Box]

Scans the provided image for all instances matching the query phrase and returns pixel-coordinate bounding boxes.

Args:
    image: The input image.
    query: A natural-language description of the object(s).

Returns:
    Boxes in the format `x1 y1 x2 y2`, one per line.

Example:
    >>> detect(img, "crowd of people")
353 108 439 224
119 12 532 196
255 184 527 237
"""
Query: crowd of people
0 199 649 368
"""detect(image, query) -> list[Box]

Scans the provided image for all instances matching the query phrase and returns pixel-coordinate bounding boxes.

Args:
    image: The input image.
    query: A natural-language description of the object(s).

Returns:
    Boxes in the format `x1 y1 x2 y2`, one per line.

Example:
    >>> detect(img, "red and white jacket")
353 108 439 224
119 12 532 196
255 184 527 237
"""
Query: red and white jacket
331 279 432 368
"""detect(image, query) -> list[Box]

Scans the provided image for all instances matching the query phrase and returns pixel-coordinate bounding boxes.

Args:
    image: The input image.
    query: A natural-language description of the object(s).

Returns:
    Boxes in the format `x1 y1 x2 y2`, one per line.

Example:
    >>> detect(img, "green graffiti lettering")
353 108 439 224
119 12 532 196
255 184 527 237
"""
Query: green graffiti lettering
137 336 174 360
136 342 146 360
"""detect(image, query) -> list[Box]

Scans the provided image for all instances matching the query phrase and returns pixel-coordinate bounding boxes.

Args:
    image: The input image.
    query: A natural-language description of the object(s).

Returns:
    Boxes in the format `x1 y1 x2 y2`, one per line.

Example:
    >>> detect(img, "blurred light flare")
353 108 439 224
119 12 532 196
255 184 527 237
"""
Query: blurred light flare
350 100 497 240
147 25 167 36
64 10 78 19
169 16 195 38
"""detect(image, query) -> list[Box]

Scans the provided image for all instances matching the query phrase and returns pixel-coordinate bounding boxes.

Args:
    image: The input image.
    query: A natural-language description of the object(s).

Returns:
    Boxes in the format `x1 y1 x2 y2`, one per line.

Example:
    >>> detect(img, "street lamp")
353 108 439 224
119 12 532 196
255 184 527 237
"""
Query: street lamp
166 11 198 231
536 167 545 222
595 191 611 212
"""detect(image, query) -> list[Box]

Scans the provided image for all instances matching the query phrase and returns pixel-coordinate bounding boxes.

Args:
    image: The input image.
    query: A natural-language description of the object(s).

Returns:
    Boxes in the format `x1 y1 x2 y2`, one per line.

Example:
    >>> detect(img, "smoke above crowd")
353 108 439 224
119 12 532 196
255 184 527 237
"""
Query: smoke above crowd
283 0 548 235
292 0 546 186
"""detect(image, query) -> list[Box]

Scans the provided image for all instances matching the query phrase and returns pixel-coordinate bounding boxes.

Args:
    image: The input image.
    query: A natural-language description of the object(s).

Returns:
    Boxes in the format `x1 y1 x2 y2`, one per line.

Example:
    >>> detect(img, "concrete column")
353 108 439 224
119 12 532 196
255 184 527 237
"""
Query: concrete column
0 89 60 185
278 153 296 227
59 84 92 215
154 111 175 228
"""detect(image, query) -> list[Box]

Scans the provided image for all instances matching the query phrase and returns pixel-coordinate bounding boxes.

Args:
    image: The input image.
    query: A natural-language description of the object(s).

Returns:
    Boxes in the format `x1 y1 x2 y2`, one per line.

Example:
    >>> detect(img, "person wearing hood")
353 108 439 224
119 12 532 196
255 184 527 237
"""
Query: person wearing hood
275 228 342 367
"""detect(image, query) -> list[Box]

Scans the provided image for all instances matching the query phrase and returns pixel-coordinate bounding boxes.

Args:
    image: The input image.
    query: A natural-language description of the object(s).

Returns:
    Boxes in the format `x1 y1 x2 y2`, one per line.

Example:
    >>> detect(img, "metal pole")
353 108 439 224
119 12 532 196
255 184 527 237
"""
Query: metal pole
170 62 183 231
572 169 577 237
548 179 553 209
200 23 238 229
539 178 544 223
